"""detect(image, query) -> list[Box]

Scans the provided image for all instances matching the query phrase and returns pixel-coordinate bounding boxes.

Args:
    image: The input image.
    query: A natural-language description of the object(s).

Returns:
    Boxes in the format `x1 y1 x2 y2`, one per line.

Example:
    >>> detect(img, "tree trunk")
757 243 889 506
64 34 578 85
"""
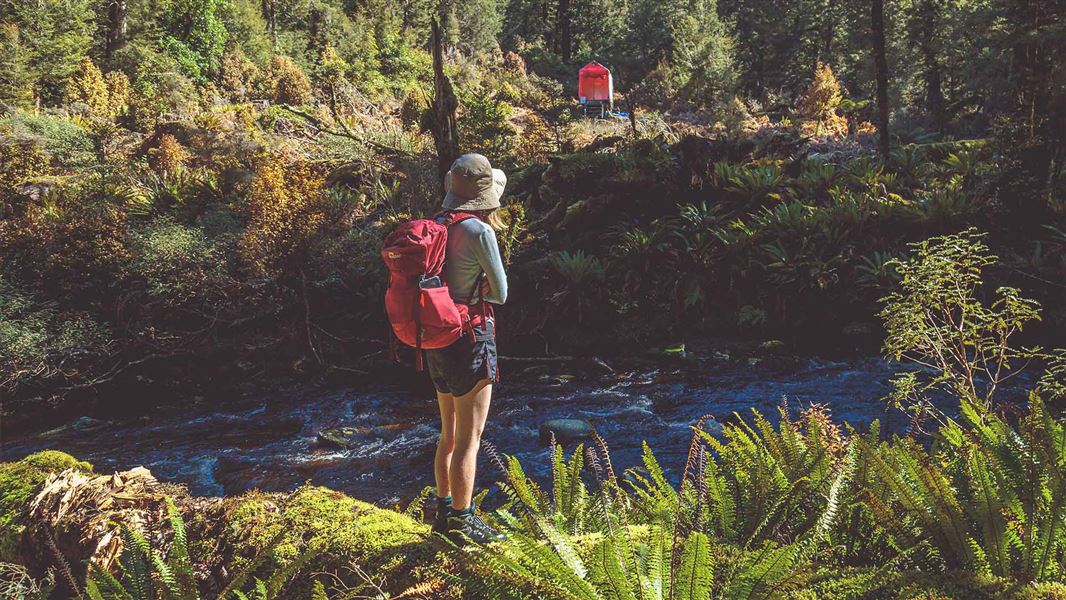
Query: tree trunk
1000 0 1062 217
263 0 277 47
308 6 323 58
870 0 890 157
105 0 127 59
820 17 834 67
918 0 945 130
558 0 571 64
430 20 461 189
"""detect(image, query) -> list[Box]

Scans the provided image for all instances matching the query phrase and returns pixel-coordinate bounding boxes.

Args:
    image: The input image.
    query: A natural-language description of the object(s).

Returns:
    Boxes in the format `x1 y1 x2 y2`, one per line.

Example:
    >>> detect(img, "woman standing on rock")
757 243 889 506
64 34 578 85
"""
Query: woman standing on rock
426 153 508 544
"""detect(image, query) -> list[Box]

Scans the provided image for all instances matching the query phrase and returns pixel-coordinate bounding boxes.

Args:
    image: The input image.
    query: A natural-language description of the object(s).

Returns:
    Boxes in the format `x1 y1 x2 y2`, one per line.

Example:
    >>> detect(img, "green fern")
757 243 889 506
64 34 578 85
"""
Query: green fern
723 543 799 600
674 532 713 600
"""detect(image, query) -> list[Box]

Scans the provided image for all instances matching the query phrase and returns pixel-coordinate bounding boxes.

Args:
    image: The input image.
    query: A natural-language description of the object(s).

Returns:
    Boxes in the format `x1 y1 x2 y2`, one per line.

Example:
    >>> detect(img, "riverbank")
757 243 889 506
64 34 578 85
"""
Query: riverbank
0 451 451 598
6 392 1066 600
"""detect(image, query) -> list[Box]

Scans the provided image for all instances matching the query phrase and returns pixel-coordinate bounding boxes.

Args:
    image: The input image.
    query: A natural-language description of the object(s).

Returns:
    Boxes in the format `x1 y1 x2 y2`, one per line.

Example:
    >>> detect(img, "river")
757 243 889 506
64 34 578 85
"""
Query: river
1 355 1028 505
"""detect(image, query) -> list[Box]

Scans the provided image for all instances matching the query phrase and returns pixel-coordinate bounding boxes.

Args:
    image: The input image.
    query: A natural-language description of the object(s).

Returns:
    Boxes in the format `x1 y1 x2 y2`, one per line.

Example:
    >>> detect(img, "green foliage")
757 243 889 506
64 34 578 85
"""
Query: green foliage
0 0 94 103
1 110 96 168
465 387 1066 598
670 0 737 111
0 23 34 108
880 228 1046 408
454 0 504 58
84 497 320 600
458 87 518 162
551 250 605 286
131 219 231 306
159 0 230 77
0 277 110 395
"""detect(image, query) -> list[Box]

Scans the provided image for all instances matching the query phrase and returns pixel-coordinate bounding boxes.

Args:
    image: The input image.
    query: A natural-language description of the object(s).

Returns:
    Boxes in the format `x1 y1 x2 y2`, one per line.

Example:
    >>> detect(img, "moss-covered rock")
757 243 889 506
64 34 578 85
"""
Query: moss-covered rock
0 451 92 562
220 486 440 596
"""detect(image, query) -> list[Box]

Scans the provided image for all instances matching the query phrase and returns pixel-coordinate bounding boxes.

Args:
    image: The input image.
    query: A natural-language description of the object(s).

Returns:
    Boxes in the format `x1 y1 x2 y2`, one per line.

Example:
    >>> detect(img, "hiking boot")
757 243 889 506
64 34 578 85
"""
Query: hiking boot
446 507 506 545
430 495 451 534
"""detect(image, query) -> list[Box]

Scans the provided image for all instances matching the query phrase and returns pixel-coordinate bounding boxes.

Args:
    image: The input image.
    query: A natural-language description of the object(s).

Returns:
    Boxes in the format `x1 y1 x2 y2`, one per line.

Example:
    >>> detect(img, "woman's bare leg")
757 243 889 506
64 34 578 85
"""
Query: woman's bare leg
449 380 492 510
435 391 455 499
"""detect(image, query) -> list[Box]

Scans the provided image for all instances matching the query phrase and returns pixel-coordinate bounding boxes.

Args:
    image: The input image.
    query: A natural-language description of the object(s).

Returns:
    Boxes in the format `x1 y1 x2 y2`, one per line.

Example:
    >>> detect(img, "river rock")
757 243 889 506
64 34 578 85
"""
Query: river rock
539 419 592 446
40 416 111 438
317 427 359 450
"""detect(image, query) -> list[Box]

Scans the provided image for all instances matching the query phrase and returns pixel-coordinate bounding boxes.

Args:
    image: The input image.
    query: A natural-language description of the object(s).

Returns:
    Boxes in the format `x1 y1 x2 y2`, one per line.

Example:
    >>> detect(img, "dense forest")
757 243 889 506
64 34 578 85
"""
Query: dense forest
2 0 1066 597
1 0 1064 414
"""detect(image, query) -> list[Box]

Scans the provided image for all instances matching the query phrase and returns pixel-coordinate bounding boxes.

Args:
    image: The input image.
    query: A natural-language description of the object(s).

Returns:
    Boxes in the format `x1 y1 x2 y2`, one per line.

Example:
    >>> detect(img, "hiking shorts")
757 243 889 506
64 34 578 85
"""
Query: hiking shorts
425 318 498 397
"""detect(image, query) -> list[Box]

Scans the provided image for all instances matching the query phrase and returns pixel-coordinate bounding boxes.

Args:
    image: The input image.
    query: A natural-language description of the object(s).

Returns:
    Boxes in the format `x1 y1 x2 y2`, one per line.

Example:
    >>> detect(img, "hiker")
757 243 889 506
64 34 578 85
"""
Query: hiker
429 154 508 544
426 153 505 545
381 153 509 544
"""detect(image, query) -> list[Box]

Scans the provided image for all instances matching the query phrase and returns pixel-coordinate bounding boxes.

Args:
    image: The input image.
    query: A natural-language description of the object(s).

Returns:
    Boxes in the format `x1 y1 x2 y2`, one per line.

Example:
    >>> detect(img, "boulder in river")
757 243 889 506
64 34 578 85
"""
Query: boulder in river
539 419 592 446
317 427 358 450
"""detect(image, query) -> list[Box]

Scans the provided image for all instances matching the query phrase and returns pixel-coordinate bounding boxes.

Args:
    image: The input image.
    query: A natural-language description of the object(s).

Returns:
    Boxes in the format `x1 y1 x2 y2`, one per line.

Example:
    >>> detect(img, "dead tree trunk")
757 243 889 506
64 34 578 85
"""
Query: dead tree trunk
105 0 127 59
871 0 890 157
430 20 460 189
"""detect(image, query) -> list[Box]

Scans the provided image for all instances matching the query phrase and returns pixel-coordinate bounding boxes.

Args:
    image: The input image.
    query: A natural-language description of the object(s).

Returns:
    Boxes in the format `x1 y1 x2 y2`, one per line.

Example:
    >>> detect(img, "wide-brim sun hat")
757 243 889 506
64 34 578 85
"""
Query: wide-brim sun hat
443 153 506 211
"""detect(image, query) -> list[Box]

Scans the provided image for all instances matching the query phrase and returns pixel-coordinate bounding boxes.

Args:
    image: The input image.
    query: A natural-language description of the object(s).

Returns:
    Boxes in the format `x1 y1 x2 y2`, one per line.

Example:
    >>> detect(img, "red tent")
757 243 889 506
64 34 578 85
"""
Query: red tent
578 62 613 110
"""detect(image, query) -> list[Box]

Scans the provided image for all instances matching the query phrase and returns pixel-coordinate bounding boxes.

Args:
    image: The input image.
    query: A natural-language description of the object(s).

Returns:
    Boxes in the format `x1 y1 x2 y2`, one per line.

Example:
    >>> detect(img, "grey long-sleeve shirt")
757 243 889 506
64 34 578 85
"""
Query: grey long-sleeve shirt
445 218 508 305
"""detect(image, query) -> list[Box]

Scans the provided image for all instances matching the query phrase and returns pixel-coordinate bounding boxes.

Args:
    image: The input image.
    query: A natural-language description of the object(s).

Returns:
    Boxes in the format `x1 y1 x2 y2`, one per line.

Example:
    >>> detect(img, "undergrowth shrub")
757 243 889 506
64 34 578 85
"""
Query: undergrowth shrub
238 156 327 276
0 278 110 394
3 186 132 305
269 55 313 106
131 219 233 306
1 111 96 169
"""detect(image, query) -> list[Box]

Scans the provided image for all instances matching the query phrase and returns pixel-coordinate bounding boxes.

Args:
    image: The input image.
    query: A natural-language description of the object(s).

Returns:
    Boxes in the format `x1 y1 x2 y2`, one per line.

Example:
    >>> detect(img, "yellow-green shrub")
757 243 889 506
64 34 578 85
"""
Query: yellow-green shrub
238 156 326 275
269 55 312 105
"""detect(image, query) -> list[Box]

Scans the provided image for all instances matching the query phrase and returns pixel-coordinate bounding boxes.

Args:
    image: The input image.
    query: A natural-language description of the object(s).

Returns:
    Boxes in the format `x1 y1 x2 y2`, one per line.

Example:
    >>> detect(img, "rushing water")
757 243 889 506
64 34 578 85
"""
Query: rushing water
1 356 1031 505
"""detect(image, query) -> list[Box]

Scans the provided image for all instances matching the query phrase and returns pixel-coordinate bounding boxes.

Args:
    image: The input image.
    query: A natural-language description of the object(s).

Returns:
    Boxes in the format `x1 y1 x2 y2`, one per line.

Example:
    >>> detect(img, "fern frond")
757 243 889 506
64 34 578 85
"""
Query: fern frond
265 544 324 598
723 543 799 600
674 532 713 600
86 564 132 600
403 486 433 518
118 526 152 600
164 498 198 599
587 537 636 600
216 527 288 598
802 439 858 556
150 549 183 600
641 520 672 599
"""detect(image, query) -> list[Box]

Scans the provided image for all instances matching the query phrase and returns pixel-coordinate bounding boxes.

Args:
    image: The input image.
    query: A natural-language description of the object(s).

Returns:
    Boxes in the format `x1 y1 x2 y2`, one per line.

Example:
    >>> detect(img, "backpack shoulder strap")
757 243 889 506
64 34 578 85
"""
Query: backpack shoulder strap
434 210 478 227
434 211 486 305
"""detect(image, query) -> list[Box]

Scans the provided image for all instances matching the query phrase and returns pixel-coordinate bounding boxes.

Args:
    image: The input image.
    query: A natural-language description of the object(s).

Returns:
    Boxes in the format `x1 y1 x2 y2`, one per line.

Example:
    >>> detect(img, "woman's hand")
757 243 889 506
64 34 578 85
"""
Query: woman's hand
479 277 492 298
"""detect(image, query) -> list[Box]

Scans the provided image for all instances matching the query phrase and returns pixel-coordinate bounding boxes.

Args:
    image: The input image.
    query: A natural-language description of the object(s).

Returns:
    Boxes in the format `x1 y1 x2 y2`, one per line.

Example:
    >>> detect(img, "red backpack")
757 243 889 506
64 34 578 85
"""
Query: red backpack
381 212 479 364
